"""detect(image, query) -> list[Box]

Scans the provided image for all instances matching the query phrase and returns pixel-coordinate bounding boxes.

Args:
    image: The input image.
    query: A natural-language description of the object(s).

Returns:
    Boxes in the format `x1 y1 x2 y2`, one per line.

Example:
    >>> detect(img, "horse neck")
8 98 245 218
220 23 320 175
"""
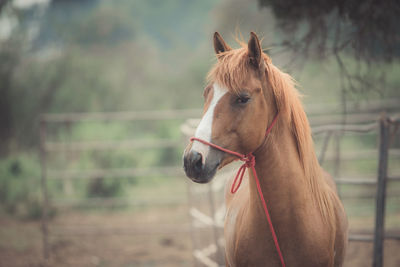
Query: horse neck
248 121 317 222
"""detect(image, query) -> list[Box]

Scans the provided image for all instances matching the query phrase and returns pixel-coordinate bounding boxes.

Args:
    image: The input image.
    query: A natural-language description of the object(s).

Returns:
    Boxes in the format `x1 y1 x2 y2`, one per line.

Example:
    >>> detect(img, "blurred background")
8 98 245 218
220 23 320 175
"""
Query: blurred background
0 0 399 266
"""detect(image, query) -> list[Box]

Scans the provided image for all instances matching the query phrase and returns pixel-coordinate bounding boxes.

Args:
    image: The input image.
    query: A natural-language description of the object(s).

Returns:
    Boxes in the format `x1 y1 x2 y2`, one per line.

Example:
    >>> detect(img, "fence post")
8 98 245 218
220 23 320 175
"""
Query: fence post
207 183 224 265
372 115 390 267
318 130 332 165
40 118 50 261
186 182 200 267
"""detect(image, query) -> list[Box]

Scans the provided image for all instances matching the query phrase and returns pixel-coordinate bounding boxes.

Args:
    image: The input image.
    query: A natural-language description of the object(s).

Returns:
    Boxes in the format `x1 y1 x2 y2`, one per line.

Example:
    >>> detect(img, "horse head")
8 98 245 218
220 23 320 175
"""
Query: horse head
183 32 277 183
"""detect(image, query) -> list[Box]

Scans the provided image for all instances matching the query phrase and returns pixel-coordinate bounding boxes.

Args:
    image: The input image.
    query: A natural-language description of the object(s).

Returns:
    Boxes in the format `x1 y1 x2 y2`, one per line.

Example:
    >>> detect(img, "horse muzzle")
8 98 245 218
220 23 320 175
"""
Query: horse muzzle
183 149 220 183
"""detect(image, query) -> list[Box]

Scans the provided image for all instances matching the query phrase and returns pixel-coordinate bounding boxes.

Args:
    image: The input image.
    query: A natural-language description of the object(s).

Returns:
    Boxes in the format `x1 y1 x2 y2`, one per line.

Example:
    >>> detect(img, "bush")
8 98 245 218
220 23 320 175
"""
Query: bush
0 154 46 220
86 177 124 198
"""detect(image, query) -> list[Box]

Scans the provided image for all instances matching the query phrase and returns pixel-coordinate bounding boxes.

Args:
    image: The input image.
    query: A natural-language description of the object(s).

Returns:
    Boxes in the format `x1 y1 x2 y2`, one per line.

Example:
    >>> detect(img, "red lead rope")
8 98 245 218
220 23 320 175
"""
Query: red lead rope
189 113 286 267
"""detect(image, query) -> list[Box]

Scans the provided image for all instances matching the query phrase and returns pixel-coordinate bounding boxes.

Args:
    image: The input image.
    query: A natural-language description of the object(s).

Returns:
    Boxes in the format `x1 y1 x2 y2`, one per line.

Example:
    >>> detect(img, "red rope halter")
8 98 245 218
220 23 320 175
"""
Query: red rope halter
189 113 285 267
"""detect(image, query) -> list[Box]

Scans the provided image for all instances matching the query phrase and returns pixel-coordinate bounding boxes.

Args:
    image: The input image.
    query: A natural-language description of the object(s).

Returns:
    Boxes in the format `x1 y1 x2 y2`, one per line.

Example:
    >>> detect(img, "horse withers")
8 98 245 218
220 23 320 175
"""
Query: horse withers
183 32 348 267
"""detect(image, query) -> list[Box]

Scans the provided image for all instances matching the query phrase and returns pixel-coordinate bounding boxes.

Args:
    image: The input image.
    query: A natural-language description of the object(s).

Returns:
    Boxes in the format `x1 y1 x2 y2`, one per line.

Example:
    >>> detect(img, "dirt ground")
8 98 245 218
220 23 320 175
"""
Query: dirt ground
0 208 399 267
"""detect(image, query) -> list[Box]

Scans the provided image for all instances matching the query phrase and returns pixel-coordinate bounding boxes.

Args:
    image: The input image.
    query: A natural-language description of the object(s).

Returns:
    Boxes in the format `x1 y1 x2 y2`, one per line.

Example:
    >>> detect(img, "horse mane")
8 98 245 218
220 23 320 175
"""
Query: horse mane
207 44 337 231
266 62 337 232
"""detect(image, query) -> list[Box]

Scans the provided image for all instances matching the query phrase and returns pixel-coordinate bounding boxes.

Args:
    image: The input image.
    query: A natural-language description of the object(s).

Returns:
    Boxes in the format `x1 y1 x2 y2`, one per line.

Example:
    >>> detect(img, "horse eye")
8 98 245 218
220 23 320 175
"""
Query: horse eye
236 95 250 104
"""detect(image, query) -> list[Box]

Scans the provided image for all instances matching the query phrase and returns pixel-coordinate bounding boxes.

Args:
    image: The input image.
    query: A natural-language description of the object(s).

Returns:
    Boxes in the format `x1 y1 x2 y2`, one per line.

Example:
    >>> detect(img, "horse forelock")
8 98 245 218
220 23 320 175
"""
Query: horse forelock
207 45 272 94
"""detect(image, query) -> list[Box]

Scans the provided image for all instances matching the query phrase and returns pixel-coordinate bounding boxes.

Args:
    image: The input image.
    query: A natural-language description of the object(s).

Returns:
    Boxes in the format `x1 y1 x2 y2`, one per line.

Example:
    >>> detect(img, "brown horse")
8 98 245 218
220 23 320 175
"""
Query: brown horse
183 32 348 267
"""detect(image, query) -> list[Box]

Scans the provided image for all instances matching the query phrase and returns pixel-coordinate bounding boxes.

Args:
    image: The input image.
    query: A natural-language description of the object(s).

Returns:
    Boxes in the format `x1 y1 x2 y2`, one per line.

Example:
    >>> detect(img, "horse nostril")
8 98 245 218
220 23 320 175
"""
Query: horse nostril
191 151 203 172
183 150 205 178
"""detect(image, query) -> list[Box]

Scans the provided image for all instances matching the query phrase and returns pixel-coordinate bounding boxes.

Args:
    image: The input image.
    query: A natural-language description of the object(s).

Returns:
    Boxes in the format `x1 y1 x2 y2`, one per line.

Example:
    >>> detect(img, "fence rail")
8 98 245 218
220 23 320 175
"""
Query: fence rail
304 98 400 114
52 196 185 207
336 176 400 185
350 233 400 242
47 166 183 180
40 98 400 123
45 139 181 151
41 108 203 122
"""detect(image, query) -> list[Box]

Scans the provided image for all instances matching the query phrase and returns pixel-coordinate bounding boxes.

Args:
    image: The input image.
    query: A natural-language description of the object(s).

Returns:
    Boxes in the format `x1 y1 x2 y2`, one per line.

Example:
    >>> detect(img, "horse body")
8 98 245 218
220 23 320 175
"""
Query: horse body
224 123 347 267
183 32 348 267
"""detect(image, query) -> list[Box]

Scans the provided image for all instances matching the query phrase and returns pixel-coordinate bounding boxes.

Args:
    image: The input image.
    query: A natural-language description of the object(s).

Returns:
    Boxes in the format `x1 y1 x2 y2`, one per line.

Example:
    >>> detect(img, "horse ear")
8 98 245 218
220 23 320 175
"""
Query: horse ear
248 32 263 69
213 32 231 56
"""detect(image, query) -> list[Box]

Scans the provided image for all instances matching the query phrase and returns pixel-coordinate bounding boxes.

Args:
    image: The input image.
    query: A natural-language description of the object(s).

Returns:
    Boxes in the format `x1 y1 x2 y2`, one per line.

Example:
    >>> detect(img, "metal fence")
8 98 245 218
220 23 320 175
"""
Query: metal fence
39 99 400 266
39 109 202 260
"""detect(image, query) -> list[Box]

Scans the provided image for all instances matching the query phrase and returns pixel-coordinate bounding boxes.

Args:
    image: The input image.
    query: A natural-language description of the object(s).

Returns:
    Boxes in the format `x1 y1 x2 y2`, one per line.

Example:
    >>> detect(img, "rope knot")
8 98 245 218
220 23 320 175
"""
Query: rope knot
243 153 255 168
230 153 256 194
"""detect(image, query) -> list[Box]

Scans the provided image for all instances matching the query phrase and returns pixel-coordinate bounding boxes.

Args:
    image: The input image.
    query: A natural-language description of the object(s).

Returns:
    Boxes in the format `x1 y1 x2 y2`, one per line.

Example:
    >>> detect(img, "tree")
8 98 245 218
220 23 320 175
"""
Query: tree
258 0 400 98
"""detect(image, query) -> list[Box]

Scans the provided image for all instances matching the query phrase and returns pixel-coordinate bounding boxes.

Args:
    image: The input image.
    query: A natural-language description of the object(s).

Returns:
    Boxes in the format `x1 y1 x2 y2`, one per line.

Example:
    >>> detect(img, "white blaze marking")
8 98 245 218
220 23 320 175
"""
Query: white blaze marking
192 83 227 163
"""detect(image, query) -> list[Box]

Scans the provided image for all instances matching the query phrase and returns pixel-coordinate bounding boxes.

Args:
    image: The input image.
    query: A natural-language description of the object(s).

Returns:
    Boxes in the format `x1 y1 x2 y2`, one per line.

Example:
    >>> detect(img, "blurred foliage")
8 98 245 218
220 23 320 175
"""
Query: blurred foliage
1 0 398 153
0 153 45 219
87 177 124 198
257 0 400 100
258 0 400 62
0 0 215 218
0 0 399 219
